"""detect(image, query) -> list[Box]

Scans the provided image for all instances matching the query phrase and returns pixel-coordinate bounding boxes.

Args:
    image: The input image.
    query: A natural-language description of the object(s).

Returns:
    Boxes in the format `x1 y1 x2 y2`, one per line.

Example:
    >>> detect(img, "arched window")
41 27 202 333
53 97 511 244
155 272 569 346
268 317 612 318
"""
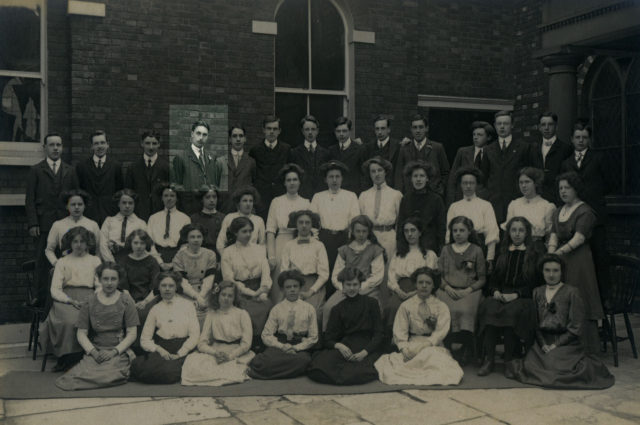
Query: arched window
587 57 640 200
275 0 348 146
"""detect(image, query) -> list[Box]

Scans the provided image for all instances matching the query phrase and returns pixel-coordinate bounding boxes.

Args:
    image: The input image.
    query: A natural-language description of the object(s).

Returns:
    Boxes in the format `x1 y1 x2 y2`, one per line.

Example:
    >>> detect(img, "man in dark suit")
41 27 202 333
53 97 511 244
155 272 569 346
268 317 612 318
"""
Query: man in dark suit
485 111 531 224
328 117 365 195
250 115 292 219
561 121 611 302
218 124 256 212
124 130 170 221
289 115 331 199
529 112 573 205
361 114 400 188
395 113 450 197
171 120 222 214
26 133 79 304
446 121 492 206
76 130 124 225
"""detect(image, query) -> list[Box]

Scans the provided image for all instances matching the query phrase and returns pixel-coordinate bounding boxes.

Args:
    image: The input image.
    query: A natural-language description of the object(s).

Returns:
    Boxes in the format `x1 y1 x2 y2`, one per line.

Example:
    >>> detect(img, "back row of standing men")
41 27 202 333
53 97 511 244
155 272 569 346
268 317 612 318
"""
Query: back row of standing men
26 110 609 301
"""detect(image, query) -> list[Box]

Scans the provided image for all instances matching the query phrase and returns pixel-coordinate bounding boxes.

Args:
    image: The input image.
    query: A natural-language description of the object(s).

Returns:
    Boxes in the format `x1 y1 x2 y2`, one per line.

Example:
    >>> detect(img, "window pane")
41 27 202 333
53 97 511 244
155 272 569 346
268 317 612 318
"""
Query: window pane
311 0 344 90
309 95 343 147
0 76 40 142
276 0 309 89
0 5 40 72
625 59 640 196
276 92 307 147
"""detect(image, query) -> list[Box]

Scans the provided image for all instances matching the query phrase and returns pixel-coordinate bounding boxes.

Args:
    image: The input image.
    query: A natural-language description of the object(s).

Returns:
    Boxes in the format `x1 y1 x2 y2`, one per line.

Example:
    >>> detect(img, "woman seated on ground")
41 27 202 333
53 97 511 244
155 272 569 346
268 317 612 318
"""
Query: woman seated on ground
307 267 384 386
56 262 139 390
502 167 555 253
46 189 113 265
181 281 254 386
119 229 161 325
279 210 329 315
190 185 226 252
130 271 200 384
477 217 539 378
375 267 463 386
221 216 273 349
173 223 217 325
41 226 102 372
512 254 614 389
248 270 319 380
385 217 439 340
216 186 266 253
322 215 385 331
437 216 486 366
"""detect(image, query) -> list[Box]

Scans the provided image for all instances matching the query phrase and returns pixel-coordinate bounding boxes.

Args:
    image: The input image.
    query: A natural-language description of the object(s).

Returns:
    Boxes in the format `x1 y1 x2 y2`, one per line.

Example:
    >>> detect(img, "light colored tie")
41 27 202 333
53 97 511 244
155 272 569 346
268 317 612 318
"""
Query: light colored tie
576 152 584 168
374 186 382 220
233 153 239 167
51 162 57 174
199 147 206 168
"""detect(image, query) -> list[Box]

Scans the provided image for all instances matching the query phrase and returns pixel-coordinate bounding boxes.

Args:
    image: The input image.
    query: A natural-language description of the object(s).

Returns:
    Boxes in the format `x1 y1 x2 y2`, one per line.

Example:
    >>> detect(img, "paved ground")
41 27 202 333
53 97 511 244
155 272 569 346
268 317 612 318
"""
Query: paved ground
1 315 638 425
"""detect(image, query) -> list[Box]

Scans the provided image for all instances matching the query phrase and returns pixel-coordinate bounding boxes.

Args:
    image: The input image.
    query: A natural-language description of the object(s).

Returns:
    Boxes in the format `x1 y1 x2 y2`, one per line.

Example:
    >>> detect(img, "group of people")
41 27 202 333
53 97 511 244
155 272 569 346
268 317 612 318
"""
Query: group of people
26 110 614 391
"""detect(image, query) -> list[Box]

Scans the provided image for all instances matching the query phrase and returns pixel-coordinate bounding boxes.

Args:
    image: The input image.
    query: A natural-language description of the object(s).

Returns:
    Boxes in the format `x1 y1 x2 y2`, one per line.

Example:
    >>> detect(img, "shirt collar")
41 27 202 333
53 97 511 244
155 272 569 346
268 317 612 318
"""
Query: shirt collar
340 138 352 150
143 153 158 164
231 149 244 157
377 137 389 147
499 135 513 146
165 206 177 213
304 140 317 150
542 136 556 146
509 244 527 252
474 146 484 155
46 157 60 168
375 182 387 190
93 154 106 165
264 139 278 149
575 148 588 157
191 144 204 158
414 138 427 150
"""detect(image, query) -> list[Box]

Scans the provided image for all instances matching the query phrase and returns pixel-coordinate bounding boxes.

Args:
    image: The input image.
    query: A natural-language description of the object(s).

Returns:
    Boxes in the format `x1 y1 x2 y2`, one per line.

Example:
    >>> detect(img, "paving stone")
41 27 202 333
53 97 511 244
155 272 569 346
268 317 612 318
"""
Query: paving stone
281 400 362 425
5 397 153 417
577 391 640 419
409 388 572 415
219 396 294 413
494 402 638 425
181 418 244 425
235 408 297 425
283 394 341 404
449 417 506 425
2 397 229 425
336 392 483 425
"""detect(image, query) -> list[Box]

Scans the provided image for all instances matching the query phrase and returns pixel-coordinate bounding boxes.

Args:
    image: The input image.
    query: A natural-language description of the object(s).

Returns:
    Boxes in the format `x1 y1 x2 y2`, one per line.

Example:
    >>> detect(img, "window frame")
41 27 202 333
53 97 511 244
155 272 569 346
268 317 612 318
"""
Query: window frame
0 0 47 166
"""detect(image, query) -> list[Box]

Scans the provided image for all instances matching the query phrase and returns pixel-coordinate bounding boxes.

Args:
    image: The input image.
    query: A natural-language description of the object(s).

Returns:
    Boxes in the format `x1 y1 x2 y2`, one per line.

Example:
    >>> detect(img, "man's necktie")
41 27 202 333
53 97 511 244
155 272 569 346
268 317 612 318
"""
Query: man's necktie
576 152 584 168
164 210 171 239
285 309 296 341
120 216 128 243
233 154 239 167
147 159 152 168
97 159 103 169
199 147 206 168
501 140 506 152
474 150 482 169
51 162 57 174
374 186 382 220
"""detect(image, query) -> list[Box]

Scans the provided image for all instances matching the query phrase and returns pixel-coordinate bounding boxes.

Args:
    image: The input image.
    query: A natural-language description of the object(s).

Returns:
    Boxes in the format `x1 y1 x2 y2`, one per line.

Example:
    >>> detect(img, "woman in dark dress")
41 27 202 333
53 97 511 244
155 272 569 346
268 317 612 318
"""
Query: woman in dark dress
190 184 225 253
477 217 539 378
397 160 446 254
512 254 614 389
307 267 384 385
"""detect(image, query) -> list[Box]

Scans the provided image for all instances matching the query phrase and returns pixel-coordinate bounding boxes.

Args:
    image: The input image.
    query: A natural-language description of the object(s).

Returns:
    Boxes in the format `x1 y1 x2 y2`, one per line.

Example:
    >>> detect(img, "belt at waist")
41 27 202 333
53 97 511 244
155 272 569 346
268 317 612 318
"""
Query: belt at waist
373 224 395 232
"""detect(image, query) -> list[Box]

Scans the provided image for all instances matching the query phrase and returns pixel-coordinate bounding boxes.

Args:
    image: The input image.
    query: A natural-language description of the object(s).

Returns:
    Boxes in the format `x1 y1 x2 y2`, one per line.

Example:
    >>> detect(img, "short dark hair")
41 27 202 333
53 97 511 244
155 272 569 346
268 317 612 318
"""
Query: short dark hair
410 113 428 126
404 160 436 181
300 115 320 128
337 267 365 284
96 262 126 281
228 124 246 137
91 130 107 142
154 181 179 198
43 132 62 146
263 115 280 128
196 184 220 202
410 266 440 294
572 119 592 137
470 121 496 142
191 120 210 132
455 167 483 186
124 229 153 252
334 116 352 130
278 163 304 185
538 111 558 123
277 269 305 289
494 110 512 121
208 281 239 310
112 188 138 204
140 130 160 141
556 171 584 198
61 189 91 207
373 114 391 127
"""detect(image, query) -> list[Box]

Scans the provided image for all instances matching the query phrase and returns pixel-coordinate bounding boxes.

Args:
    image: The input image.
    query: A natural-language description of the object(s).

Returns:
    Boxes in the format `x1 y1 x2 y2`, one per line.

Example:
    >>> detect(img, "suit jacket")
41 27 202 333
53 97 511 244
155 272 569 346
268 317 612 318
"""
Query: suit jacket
289 143 331 200
124 156 170 221
361 138 400 188
446 145 490 206
249 141 292 212
225 151 256 193
395 139 450 197
485 139 531 223
25 160 79 231
561 149 609 224
76 156 124 225
171 145 221 192
529 138 573 205
328 142 365 194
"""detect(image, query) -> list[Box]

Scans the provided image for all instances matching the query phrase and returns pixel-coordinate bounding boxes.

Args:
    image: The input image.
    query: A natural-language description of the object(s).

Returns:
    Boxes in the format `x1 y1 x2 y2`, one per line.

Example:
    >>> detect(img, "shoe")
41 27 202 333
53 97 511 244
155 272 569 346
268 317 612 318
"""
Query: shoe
477 359 494 376
51 361 66 373
504 361 516 380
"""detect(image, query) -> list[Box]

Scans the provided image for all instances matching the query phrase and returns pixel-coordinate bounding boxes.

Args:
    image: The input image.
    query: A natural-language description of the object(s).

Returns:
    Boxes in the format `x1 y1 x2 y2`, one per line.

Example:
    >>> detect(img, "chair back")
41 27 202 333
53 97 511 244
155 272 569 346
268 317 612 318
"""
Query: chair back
607 254 640 314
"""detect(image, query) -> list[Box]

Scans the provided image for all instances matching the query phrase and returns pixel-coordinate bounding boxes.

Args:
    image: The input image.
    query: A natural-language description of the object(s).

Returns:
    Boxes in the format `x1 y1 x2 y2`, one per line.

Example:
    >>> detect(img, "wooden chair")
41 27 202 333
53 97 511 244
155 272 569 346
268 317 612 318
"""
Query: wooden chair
21 260 46 361
601 254 640 367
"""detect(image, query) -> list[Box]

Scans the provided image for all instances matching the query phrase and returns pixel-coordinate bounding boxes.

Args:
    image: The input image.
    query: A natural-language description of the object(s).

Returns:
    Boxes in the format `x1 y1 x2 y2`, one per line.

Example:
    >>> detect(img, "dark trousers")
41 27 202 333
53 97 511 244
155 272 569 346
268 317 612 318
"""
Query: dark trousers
482 325 518 362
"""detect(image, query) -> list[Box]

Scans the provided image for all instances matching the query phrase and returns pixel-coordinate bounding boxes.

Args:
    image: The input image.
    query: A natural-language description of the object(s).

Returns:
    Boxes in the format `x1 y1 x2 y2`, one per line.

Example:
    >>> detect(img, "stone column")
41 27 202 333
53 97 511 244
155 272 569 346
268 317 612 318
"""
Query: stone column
542 54 583 142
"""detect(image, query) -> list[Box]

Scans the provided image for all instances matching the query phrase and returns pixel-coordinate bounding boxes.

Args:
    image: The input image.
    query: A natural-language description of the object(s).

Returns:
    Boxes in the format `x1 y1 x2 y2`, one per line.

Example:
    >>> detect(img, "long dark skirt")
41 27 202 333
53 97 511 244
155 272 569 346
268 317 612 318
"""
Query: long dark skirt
248 334 312 380
477 297 536 345
319 229 348 299
239 277 273 336
307 331 381 385
384 277 414 331
130 335 188 384
512 333 614 390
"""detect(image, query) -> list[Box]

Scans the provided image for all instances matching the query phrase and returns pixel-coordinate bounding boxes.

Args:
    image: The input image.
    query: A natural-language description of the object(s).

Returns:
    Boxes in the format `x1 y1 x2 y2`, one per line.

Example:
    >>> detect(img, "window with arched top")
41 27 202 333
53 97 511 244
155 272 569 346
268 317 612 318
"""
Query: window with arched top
275 0 349 147
587 57 640 200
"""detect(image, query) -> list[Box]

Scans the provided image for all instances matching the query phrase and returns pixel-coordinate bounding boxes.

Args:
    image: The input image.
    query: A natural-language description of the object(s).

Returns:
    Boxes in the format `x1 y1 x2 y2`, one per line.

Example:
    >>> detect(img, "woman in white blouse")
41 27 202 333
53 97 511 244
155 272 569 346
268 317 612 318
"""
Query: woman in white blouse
503 167 555 252
130 271 200 384
221 216 273 348
46 189 113 266
216 186 266 253
446 168 499 273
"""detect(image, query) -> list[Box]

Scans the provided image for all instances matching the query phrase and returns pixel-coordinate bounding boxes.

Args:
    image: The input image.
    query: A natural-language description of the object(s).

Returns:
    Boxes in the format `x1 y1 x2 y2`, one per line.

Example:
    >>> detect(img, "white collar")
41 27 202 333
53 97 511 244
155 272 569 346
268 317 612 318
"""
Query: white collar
575 148 588 157
304 140 317 150
474 146 484 155
340 138 352 150
508 244 527 252
143 153 158 164
47 157 60 168
414 138 427 149
191 144 205 158
377 137 389 147
93 154 106 165
165 206 177 214
231 149 244 157
499 135 513 145
265 139 278 149
542 136 556 146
